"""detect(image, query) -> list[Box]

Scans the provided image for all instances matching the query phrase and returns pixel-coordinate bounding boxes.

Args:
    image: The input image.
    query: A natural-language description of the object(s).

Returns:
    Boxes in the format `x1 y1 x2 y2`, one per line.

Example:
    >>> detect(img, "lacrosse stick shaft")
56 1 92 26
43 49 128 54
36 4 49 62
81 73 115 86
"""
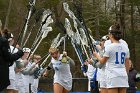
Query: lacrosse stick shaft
71 41 83 65
64 37 65 51
22 31 31 47
20 0 36 47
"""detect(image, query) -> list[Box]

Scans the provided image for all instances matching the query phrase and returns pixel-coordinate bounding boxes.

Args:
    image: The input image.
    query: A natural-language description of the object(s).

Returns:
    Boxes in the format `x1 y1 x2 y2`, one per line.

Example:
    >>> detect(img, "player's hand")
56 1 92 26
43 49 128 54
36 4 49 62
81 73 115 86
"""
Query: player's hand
63 51 67 57
43 72 48 77
93 51 98 58
88 58 93 65
84 59 89 65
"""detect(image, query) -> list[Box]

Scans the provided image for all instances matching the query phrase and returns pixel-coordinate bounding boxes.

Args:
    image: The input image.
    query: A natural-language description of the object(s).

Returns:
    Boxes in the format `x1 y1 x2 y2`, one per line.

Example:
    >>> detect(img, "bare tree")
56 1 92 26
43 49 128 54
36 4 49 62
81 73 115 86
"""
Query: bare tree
119 0 125 39
130 0 136 66
114 0 119 21
92 0 100 39
4 0 12 29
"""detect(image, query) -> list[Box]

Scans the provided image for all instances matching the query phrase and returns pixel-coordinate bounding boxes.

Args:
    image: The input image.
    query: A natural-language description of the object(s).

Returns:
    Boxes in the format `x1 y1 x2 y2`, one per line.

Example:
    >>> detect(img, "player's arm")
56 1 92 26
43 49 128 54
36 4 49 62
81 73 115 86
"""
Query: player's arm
43 62 52 77
125 48 130 74
125 58 129 74
93 51 108 64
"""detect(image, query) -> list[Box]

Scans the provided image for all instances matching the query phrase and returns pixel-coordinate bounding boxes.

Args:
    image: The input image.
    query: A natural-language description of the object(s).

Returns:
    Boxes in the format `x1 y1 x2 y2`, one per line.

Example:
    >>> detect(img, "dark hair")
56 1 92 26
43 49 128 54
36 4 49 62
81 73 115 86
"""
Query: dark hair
108 23 122 40
2 29 12 40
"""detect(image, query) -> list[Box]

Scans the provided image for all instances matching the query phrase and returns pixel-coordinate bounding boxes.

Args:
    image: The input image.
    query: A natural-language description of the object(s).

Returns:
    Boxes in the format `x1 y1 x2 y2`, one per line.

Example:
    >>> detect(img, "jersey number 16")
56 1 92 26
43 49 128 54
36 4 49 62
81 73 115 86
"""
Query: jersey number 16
115 52 126 64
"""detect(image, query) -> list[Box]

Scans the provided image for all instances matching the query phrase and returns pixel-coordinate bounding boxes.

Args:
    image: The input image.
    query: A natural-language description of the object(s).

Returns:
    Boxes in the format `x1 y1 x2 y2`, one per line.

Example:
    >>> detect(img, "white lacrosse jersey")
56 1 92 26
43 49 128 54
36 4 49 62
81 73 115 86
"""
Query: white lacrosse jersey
51 54 72 91
7 46 17 90
103 43 130 79
8 46 18 80
98 39 129 88
104 39 128 47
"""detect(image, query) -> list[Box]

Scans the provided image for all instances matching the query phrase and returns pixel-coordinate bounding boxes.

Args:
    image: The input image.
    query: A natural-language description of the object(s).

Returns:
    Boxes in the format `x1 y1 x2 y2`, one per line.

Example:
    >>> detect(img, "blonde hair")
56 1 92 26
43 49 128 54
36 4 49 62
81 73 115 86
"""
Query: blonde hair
49 48 59 53
33 55 41 59
29 54 41 61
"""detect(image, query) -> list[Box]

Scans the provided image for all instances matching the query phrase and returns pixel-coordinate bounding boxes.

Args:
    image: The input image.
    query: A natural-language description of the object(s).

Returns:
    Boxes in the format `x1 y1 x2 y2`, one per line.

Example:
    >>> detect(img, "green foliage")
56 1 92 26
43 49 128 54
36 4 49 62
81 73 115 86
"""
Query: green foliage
0 0 8 25
0 0 8 9
128 0 140 6
41 0 60 9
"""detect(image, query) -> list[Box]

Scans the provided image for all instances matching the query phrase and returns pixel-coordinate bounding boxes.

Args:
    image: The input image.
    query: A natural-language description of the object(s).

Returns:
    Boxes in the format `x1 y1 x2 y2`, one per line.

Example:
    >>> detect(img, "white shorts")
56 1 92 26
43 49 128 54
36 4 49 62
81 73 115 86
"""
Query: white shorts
14 78 25 92
15 87 25 93
31 79 39 93
24 84 29 93
31 85 38 93
99 70 107 88
106 76 129 88
100 80 107 88
7 79 16 90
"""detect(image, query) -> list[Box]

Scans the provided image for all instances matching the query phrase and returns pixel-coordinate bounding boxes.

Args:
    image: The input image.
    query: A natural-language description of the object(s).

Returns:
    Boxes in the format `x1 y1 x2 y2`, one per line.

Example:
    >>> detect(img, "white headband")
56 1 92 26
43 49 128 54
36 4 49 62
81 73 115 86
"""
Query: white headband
23 48 31 53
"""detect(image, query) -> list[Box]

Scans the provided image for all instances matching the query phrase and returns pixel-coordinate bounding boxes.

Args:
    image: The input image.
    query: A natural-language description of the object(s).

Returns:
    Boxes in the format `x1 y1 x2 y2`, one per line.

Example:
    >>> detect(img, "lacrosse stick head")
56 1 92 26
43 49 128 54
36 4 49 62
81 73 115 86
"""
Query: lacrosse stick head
55 35 67 48
44 16 53 27
42 25 52 31
42 9 52 23
64 18 74 37
51 33 61 48
41 15 53 30
42 27 53 38
63 2 74 19
79 28 88 46
29 0 36 5
109 25 113 31
74 32 81 45
63 2 69 11
44 27 52 31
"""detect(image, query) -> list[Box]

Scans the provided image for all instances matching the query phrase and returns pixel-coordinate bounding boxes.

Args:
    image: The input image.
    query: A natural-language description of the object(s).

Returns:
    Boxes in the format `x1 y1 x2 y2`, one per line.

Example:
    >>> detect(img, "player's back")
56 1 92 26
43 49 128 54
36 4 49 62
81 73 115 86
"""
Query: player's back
104 42 129 78
105 42 129 68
